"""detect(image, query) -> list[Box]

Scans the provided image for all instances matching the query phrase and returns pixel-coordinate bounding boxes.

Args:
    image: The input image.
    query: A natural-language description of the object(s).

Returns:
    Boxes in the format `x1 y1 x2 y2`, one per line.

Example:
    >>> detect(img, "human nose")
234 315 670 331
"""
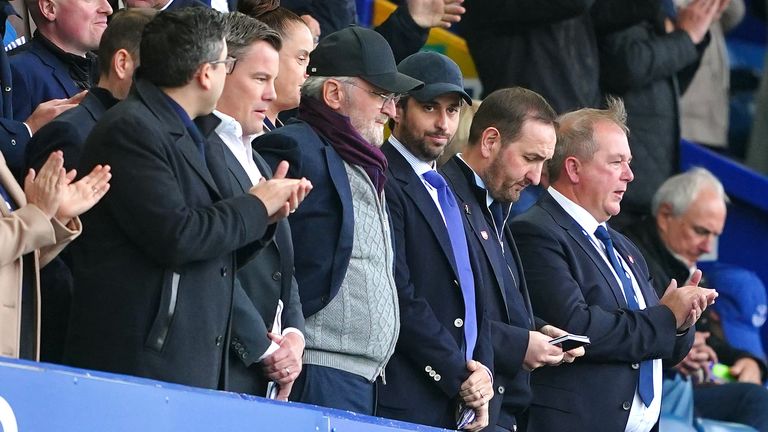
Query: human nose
622 162 634 182
381 98 397 118
101 0 114 14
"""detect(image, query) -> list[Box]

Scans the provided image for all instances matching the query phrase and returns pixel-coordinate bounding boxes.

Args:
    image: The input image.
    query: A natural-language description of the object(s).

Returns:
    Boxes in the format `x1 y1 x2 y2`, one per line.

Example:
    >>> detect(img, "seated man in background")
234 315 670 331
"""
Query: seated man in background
510 98 716 432
622 168 768 431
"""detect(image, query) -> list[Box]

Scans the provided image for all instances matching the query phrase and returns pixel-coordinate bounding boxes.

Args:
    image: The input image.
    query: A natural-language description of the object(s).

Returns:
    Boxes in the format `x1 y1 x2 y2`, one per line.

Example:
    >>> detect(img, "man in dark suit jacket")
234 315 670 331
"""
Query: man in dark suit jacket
208 13 306 400
63 8 310 390
10 0 113 122
440 87 581 432
253 27 422 414
509 98 716 432
377 52 493 431
23 8 154 364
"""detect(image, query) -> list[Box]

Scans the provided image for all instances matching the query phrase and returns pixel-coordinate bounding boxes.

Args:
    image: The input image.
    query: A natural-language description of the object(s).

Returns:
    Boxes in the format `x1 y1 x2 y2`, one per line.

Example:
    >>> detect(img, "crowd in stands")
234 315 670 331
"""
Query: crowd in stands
2 1 768 432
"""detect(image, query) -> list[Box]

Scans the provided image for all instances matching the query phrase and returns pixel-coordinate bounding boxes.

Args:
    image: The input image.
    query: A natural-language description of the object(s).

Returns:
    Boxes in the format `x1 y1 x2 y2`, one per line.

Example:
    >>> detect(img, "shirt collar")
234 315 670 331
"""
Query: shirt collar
388 135 435 177
456 153 508 214
548 186 604 235
213 110 258 146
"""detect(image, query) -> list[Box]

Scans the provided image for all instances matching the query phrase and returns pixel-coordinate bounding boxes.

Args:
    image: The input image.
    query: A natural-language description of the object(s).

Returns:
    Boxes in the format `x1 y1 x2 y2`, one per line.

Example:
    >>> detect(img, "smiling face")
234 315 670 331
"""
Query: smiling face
394 93 462 162
482 119 556 203
216 40 279 135
273 21 314 113
46 0 113 55
574 120 634 222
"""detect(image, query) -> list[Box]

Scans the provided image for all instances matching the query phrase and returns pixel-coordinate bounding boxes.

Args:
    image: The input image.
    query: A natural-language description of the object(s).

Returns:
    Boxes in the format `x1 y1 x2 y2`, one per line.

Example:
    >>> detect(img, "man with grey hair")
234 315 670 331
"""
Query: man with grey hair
253 26 422 414
510 98 717 432
622 167 768 431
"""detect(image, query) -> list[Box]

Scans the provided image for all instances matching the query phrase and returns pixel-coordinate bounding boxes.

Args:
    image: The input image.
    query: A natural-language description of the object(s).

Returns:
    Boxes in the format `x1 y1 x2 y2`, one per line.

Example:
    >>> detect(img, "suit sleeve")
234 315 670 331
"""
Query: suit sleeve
25 119 83 173
510 217 690 364
0 119 31 178
79 115 270 268
231 277 272 367
385 180 471 397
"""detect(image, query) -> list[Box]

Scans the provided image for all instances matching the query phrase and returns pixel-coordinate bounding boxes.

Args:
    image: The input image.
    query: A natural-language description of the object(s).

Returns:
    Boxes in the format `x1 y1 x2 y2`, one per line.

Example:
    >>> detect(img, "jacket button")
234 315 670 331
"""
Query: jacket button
425 365 433 373
242 351 249 359
4 86 10 92
220 267 228 277
622 401 631 411
321 295 329 304
631 363 639 370
215 335 223 346
272 271 282 281
498 386 505 394
454 318 463 328
434 374 441 382
429 370 436 377
10 139 16 146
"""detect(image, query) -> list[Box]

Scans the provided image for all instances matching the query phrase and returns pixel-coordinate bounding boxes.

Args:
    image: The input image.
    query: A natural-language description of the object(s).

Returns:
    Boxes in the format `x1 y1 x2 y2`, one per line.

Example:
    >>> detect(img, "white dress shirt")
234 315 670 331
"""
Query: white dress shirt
213 110 304 360
549 187 662 432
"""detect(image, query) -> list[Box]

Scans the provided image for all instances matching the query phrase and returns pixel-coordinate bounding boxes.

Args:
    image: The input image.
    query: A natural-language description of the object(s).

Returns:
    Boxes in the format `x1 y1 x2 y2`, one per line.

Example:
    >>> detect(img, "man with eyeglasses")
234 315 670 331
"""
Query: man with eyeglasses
254 26 422 414
64 8 311 391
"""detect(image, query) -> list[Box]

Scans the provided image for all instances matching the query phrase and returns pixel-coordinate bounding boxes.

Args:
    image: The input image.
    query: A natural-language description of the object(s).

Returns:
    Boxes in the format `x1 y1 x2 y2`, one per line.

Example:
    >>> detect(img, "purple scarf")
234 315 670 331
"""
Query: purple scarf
298 96 388 194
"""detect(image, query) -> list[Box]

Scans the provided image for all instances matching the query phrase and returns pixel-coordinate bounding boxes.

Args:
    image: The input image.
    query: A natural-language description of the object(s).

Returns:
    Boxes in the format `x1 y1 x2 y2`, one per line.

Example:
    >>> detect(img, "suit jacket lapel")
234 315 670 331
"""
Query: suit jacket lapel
540 192 628 308
613 234 659 306
383 143 458 275
34 41 80 97
504 225 535 326
442 157 511 319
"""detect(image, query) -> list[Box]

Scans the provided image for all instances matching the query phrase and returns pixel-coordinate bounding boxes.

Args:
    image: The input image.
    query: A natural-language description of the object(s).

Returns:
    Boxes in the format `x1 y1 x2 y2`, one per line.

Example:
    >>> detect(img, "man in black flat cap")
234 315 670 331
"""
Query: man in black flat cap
253 26 422 414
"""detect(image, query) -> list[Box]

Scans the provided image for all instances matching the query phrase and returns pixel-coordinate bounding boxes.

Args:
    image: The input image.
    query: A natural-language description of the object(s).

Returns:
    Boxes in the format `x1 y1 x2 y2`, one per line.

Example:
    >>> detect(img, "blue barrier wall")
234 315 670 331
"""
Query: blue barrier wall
0 358 446 432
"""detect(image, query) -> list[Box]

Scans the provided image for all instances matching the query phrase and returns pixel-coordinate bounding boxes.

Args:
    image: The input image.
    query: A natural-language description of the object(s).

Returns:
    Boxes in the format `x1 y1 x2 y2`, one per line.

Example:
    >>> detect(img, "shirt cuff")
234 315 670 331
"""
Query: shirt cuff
282 327 305 344
22 122 32 137
258 341 280 362
480 364 493 385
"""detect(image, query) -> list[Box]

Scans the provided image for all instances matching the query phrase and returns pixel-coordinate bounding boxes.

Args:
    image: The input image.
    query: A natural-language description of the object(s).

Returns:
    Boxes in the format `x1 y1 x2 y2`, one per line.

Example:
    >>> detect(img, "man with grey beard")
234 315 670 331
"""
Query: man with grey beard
253 26 422 414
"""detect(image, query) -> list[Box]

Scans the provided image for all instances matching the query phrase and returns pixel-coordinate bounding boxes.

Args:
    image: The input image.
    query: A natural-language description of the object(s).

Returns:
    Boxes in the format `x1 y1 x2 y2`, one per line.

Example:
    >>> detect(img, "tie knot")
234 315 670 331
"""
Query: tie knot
423 169 447 190
594 225 611 243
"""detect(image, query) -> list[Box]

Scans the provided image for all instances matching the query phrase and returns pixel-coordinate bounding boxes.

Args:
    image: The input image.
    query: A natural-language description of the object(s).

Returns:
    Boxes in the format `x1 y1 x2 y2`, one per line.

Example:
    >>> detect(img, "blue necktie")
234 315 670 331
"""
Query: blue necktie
423 170 477 360
594 225 654 407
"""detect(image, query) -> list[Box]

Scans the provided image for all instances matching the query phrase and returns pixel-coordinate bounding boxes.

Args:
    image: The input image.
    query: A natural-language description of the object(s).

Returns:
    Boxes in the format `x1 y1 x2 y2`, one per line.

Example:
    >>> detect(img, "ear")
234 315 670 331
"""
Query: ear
39 0 56 21
196 62 215 91
322 79 344 110
563 156 580 184
656 202 674 234
112 49 134 80
479 127 500 159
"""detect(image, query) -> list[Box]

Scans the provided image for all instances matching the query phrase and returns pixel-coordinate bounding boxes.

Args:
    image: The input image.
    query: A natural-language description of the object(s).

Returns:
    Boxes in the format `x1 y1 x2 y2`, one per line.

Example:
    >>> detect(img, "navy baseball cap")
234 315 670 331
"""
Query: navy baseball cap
307 26 423 95
708 264 768 360
397 51 472 105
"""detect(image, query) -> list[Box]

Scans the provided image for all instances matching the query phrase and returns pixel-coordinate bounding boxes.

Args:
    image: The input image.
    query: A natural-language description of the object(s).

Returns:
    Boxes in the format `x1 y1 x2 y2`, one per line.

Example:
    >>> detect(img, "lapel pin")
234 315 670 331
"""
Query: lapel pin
464 204 471 215
628 255 635 264
481 231 489 240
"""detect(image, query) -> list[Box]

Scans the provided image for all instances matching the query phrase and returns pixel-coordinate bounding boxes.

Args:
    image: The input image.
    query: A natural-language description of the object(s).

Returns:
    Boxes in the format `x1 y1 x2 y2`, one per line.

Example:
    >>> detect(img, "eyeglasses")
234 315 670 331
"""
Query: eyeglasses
209 56 237 74
345 81 402 109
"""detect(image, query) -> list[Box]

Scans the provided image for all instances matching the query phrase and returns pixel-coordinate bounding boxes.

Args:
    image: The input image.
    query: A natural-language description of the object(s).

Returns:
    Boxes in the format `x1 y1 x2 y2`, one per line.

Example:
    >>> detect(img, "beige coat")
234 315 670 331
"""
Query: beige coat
0 151 80 360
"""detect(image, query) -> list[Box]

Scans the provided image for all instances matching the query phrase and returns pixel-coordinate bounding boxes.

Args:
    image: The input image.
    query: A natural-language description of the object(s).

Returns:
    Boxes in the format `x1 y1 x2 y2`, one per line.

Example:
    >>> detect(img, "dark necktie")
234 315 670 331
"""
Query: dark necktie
489 200 505 237
185 124 208 166
423 170 477 359
594 225 654 407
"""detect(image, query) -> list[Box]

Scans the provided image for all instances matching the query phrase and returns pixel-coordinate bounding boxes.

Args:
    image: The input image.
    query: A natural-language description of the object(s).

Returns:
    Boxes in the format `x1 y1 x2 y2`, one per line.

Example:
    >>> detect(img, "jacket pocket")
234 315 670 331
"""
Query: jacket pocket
145 271 180 352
